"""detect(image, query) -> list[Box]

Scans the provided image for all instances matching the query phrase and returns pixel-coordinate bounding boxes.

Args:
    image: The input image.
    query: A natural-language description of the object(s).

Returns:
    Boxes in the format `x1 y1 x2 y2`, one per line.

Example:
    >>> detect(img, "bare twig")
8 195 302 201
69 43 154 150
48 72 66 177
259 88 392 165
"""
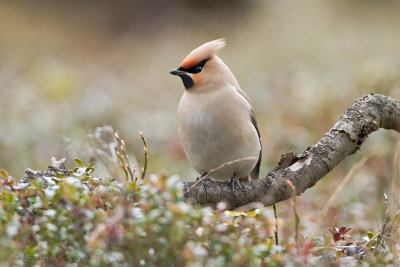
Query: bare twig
139 131 148 180
365 232 380 246
184 156 257 194
116 150 129 180
382 209 400 256
115 131 135 182
392 140 400 216
393 210 400 259
394 221 400 231
385 210 400 237
273 204 279 246
390 141 400 259
311 154 370 237
379 234 400 245
287 180 299 247
376 193 389 250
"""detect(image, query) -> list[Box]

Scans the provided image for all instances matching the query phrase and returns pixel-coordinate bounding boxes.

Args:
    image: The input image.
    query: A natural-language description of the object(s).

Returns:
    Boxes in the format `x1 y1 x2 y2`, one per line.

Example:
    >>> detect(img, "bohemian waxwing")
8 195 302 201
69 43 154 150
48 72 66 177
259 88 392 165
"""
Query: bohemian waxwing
170 39 262 182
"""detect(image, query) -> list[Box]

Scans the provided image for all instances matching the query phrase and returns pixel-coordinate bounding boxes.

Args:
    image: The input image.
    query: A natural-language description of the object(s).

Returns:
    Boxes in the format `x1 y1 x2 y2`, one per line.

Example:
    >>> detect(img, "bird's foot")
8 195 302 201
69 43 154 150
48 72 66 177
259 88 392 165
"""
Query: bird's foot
227 177 244 194
196 176 211 182
196 174 211 187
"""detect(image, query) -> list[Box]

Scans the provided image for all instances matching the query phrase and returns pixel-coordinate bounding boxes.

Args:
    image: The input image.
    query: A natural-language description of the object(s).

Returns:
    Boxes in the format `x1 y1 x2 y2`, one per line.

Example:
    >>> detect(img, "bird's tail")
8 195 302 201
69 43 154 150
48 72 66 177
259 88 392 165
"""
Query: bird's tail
250 149 262 180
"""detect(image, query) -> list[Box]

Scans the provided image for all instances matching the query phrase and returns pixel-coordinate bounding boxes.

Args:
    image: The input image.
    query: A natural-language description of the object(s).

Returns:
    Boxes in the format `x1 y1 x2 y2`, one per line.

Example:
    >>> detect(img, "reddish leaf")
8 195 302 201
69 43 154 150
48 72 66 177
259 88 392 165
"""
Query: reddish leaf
333 232 342 242
329 226 352 243
343 227 351 234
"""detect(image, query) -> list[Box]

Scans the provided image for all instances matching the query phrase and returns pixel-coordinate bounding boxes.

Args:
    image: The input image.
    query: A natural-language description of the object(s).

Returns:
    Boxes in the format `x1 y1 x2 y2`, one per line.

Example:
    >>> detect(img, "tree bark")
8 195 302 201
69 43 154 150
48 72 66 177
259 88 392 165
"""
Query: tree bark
182 94 400 210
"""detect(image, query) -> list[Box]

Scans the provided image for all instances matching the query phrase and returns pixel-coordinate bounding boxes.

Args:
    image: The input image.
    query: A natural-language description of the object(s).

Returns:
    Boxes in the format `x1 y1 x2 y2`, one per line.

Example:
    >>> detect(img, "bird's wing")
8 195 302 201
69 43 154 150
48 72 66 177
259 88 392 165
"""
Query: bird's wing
236 88 262 180
249 109 262 180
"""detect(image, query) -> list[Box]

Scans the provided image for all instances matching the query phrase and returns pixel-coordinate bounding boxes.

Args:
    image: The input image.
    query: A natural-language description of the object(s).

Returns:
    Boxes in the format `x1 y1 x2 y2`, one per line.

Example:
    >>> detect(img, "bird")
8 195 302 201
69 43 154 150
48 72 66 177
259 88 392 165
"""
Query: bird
170 39 262 185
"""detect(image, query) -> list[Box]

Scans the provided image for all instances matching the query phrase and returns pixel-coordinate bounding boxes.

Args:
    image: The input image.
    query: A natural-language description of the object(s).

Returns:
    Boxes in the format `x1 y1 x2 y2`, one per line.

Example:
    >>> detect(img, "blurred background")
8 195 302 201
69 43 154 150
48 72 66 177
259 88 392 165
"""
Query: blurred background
1 0 400 236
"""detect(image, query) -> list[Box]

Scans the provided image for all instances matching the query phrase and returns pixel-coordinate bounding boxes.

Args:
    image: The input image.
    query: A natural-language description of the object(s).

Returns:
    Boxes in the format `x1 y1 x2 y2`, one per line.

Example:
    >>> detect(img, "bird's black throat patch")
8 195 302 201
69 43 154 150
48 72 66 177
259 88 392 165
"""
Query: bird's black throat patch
180 74 194 89
176 58 210 89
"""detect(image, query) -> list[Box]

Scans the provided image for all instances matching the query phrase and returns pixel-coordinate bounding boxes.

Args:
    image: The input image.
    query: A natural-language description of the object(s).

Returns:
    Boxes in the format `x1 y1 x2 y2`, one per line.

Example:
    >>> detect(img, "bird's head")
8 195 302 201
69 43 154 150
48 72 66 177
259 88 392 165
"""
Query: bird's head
170 39 229 90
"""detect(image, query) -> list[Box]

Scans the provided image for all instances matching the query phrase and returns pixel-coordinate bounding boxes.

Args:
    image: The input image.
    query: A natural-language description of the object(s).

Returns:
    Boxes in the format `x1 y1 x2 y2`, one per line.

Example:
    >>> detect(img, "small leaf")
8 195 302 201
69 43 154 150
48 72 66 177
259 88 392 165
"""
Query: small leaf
367 232 374 240
343 227 351 234
74 159 85 168
224 210 245 217
0 169 9 179
246 210 258 216
224 210 258 217
87 162 96 168
55 172 66 179
86 168 95 175
333 232 342 242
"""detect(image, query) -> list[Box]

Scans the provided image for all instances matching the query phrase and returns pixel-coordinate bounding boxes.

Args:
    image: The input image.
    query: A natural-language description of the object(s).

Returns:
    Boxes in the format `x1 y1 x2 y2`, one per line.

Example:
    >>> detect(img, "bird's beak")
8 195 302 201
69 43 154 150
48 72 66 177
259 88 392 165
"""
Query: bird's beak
169 68 186 76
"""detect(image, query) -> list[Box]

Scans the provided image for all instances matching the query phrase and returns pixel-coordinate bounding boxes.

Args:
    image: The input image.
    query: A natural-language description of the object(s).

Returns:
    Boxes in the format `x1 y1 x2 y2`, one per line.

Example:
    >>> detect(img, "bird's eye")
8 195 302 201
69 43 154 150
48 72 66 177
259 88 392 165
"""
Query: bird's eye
195 66 203 73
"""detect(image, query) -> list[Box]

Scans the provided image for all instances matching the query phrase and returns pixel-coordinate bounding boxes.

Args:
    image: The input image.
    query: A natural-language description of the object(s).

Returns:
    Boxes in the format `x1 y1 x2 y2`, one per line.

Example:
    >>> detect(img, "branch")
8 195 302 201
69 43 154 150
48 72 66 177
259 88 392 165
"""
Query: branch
183 94 400 210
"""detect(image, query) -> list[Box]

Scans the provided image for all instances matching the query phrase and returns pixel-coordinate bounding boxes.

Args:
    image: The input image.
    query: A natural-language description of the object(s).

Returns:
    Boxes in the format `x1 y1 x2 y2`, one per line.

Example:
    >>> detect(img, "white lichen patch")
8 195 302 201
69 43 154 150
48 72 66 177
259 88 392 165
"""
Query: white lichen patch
288 156 312 172
11 183 30 190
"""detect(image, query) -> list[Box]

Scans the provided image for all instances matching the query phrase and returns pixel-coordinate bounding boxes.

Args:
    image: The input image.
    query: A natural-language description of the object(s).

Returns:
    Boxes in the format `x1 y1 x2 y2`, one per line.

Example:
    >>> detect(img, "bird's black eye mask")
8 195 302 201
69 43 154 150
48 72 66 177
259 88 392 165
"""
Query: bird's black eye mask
170 58 210 90
178 58 210 74
175 58 210 90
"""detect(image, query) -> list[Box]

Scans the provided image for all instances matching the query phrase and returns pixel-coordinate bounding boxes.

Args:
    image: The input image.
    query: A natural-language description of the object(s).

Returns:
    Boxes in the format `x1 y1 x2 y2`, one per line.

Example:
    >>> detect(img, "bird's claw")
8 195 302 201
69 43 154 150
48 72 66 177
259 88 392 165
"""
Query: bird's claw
227 178 244 194
196 175 211 187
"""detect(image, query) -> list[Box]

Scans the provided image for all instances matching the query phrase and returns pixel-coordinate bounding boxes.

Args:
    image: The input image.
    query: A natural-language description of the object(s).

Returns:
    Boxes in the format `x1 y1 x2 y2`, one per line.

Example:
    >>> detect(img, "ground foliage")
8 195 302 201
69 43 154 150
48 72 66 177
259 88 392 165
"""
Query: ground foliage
0 129 399 266
1 2 400 266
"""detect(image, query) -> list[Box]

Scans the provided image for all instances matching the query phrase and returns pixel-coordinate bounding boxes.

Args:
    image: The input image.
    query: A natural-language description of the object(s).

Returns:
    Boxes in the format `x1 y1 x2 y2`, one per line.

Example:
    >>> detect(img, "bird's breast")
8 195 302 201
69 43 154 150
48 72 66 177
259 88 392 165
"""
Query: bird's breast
177 88 260 180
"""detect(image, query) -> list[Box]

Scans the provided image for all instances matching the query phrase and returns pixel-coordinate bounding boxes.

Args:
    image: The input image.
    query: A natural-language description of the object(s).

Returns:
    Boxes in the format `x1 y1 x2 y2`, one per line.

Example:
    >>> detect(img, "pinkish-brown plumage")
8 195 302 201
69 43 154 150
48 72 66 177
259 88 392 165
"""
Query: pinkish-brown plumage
180 39 226 69
171 39 262 182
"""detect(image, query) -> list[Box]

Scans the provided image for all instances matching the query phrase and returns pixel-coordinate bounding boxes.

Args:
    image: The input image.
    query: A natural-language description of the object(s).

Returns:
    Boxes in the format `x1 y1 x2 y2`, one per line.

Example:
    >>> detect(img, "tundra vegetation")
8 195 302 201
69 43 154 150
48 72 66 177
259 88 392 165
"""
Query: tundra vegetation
1 1 400 266
1 122 400 266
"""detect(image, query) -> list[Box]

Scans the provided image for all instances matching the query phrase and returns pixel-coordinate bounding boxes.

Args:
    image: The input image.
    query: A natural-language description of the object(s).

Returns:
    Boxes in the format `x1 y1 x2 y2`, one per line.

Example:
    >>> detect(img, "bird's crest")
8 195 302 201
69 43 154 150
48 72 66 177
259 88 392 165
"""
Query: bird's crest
180 39 226 69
